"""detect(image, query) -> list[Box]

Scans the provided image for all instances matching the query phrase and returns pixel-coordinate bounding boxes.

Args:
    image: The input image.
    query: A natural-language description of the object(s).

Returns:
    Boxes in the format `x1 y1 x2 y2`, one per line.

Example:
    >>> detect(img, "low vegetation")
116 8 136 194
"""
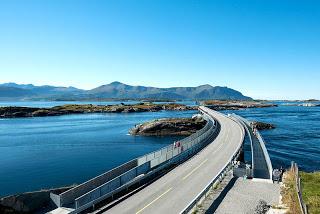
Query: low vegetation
281 168 320 214
281 169 301 214
300 171 320 214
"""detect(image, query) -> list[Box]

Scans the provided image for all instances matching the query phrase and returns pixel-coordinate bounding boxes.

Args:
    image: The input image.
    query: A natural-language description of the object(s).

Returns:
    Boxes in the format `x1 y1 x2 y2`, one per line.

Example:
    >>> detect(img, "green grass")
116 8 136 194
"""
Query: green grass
281 170 301 214
300 171 320 214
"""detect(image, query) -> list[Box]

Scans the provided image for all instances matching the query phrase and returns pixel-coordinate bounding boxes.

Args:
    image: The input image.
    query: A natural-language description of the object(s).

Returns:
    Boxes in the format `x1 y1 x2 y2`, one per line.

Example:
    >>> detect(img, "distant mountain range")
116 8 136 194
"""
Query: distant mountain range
0 82 252 101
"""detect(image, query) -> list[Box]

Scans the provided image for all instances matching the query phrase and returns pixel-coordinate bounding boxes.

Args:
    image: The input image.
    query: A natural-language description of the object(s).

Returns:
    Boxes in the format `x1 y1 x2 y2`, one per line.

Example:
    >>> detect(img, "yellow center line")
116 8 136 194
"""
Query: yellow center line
135 187 173 214
182 159 208 180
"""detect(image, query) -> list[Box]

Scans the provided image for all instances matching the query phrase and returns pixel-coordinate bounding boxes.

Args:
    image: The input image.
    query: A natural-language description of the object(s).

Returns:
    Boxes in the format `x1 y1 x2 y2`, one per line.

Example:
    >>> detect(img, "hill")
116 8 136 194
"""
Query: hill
88 82 252 100
0 82 252 101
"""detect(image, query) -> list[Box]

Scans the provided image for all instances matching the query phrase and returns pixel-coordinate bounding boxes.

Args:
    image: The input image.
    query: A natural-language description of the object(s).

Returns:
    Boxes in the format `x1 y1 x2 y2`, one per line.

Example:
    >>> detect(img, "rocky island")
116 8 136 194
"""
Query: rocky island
251 121 275 130
0 100 282 119
129 115 206 136
0 103 197 118
201 100 277 110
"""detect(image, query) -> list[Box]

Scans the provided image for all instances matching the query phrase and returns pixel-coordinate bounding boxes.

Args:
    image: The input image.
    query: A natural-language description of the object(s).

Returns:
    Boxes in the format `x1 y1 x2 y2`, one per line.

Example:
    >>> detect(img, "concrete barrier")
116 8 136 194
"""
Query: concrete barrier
50 193 61 207
58 159 137 206
120 168 137 185
74 161 151 209
101 178 120 195
155 150 161 158
136 162 150 175
150 158 160 168
137 156 147 165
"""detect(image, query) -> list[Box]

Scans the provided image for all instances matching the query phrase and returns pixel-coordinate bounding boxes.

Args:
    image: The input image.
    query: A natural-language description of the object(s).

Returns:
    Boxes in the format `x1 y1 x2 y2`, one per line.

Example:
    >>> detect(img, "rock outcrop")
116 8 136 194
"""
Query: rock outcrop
0 186 74 214
251 121 275 130
0 103 197 118
129 116 206 136
201 100 277 110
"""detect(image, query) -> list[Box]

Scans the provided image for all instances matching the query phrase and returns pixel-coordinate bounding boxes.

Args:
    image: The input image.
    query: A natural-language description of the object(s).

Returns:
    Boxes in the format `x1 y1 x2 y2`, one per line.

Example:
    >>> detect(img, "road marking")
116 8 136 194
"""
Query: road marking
135 187 173 214
182 159 208 180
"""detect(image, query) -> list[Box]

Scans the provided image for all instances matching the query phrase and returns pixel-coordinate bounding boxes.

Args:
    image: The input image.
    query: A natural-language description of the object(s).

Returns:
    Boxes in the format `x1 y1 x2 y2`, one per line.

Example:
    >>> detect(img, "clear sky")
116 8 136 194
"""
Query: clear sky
0 0 319 99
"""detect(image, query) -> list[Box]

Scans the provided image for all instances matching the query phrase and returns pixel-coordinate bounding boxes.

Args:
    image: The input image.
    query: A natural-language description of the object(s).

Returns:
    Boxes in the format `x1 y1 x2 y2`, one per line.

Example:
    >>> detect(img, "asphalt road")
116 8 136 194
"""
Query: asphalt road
103 107 244 214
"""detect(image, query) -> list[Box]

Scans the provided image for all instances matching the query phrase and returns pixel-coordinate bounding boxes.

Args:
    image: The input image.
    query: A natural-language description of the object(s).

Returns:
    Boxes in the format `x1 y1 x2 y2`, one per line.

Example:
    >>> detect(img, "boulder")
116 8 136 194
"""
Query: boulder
251 121 275 130
129 116 206 136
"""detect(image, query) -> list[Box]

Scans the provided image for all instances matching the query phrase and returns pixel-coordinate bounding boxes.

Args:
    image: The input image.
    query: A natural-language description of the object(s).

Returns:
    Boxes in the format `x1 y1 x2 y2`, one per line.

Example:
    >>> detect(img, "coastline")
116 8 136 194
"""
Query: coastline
0 100 278 119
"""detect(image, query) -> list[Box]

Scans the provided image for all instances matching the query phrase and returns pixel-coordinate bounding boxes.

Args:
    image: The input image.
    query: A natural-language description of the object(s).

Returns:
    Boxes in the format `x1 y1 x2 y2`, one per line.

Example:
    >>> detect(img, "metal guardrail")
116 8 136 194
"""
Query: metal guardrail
56 159 137 207
137 118 213 166
180 107 245 214
291 161 308 214
70 111 219 213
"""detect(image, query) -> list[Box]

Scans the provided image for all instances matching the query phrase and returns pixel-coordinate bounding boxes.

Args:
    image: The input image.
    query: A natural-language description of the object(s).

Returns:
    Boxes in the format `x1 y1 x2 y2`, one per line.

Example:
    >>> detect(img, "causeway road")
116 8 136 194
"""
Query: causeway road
103 106 244 214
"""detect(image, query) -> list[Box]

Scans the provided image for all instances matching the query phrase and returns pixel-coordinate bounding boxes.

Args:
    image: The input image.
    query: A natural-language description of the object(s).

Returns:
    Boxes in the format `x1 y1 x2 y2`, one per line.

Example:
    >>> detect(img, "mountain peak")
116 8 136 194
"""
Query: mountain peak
109 81 124 86
1 82 35 89
198 84 212 87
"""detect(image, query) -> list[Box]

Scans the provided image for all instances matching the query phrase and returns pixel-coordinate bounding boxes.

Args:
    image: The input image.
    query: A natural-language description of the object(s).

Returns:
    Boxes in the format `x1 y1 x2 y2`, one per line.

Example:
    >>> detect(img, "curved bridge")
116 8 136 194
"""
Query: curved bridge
49 106 273 214
102 107 245 214
231 114 273 180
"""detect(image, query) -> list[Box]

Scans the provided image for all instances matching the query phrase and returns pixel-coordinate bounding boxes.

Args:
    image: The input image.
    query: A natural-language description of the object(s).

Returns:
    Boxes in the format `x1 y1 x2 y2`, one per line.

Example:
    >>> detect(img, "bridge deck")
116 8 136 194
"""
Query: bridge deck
233 116 271 180
102 107 244 214
247 123 270 179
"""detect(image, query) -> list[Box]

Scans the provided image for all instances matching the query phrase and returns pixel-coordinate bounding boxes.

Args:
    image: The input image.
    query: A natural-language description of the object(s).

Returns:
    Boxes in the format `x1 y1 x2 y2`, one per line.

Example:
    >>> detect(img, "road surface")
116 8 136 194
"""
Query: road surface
103 107 244 214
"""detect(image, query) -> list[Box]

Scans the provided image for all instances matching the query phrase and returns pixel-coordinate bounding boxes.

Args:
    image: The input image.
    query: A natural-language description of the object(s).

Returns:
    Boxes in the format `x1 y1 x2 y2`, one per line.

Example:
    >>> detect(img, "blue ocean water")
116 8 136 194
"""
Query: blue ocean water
222 104 320 172
0 101 319 197
0 109 195 197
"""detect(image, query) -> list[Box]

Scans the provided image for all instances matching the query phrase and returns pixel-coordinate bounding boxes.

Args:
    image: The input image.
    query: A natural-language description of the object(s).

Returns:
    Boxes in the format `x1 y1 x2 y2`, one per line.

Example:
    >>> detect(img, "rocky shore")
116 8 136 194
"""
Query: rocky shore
0 186 74 214
251 121 275 130
201 100 277 110
0 103 197 118
129 115 206 136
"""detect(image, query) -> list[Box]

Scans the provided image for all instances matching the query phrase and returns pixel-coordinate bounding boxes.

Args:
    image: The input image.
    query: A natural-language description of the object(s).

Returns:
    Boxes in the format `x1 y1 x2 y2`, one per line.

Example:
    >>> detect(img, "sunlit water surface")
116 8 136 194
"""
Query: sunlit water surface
0 101 319 196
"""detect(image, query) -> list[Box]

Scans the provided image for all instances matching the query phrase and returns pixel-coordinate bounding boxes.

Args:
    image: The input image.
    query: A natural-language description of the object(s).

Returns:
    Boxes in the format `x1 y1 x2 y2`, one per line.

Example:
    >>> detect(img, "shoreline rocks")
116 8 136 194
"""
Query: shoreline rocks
251 121 275 130
129 116 206 136
0 186 74 214
201 100 277 110
0 103 198 118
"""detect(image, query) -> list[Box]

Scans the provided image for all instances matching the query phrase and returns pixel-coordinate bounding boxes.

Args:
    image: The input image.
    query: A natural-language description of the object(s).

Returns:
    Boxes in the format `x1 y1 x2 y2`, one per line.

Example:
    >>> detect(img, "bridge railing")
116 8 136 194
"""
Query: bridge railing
53 112 214 208
136 119 213 166
231 114 255 177
255 130 273 180
232 114 273 180
180 109 245 214
71 113 219 213
54 159 137 207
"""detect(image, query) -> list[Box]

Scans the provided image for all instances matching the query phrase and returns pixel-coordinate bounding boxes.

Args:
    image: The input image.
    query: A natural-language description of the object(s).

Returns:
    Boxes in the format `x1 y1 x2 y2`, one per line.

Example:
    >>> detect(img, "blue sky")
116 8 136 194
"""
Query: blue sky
0 0 319 99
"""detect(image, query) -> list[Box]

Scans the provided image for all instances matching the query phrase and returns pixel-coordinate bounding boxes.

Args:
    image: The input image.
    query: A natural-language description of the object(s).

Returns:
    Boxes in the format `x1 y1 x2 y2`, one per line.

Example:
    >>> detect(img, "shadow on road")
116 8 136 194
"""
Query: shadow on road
205 177 238 214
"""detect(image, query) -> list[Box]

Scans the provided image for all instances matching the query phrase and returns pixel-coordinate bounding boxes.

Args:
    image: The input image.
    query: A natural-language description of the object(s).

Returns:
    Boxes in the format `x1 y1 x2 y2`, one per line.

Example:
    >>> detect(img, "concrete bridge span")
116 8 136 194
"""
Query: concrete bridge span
49 107 275 214
102 107 245 214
